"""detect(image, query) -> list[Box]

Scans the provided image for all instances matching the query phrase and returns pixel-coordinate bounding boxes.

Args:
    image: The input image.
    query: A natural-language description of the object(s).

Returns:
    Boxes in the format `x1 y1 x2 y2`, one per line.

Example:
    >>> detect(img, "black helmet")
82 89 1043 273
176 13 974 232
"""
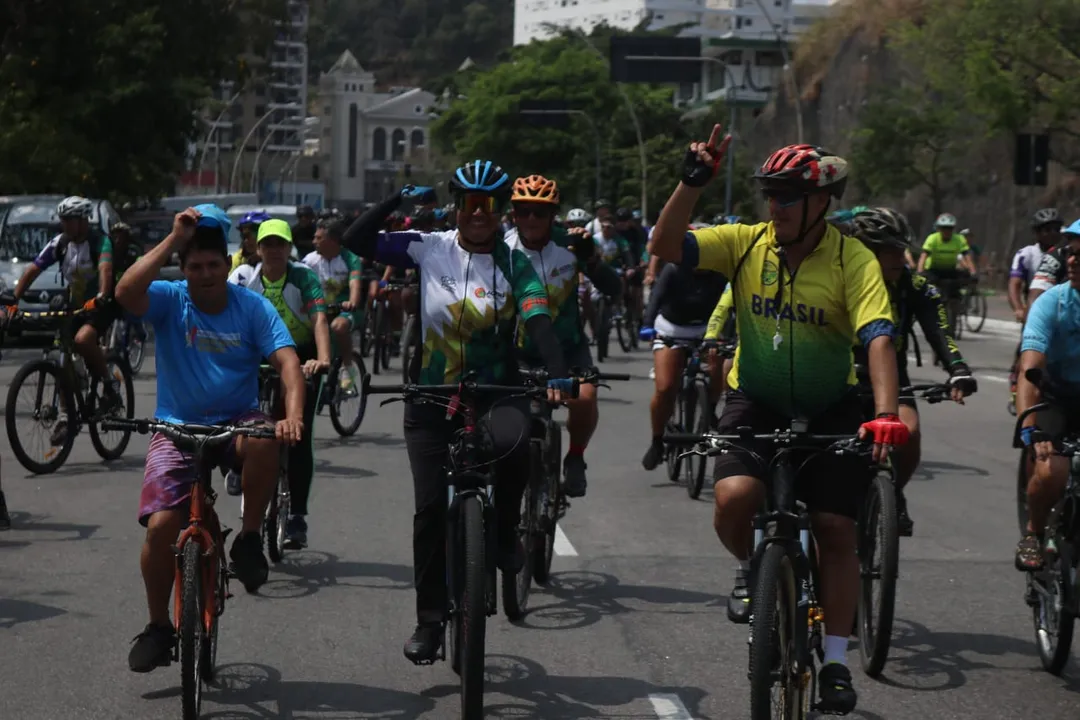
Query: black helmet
614 207 633 222
1032 208 1062 229
850 207 916 251
449 160 511 201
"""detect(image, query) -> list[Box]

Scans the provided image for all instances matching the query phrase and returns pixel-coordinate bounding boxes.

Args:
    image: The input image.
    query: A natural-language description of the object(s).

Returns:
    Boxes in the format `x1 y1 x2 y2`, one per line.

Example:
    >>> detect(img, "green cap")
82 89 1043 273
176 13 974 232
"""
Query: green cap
257 218 292 244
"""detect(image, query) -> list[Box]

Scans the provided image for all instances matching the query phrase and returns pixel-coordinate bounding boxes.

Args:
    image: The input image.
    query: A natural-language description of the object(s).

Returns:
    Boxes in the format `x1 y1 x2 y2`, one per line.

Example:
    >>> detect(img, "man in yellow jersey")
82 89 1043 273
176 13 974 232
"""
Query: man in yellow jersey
916 213 977 281
703 283 736 399
649 127 909 716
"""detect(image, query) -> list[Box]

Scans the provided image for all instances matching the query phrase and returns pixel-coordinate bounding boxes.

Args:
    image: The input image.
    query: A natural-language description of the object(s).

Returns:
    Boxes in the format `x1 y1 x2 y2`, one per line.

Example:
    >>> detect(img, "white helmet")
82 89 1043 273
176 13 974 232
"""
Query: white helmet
566 208 591 224
57 196 93 219
934 212 957 229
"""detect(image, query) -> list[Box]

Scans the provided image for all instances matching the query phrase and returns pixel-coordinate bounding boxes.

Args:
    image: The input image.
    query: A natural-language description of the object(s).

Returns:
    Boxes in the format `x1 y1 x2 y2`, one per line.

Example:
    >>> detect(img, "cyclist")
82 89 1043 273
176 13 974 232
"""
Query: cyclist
565 207 592 229
615 206 649 321
505 174 621 498
589 218 636 337
228 220 330 549
586 198 614 237
1028 218 1075 305
233 211 269 271
304 218 364 391
638 261 727 470
916 212 976 287
849 208 977 536
9 196 123 428
341 163 573 665
1015 227 1080 572
703 283 736 396
114 204 304 671
649 130 908 715
292 205 317 257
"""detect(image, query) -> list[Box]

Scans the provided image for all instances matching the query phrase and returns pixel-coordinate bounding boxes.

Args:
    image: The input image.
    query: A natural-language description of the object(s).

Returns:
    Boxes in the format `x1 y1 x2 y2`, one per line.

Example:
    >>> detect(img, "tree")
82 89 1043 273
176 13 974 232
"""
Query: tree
851 81 986 214
0 0 284 200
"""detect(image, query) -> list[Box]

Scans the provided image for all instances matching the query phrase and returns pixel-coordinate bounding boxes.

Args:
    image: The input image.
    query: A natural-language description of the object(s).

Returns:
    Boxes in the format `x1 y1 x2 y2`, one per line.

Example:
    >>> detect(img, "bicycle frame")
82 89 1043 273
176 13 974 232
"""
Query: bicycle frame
174 454 222 646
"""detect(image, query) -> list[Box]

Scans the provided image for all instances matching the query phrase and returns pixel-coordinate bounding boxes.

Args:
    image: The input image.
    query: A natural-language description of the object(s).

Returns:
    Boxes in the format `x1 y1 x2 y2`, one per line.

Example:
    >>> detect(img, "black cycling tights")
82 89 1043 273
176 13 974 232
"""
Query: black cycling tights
271 374 322 516
404 398 532 624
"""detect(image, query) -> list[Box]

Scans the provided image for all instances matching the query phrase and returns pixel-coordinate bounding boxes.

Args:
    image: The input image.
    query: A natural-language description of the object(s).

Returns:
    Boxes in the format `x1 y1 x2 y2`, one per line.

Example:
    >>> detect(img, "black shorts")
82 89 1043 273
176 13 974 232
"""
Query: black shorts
81 299 121 337
713 390 872 519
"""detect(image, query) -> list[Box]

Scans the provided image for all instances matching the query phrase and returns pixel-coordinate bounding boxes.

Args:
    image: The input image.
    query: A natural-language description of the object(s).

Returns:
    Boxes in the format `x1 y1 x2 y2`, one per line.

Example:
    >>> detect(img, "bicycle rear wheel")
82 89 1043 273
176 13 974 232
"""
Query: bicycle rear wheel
179 541 205 720
5 360 78 474
858 470 899 677
329 351 369 437
686 382 711 500
666 389 688 483
266 449 290 562
749 543 808 720
88 354 135 461
965 290 987 333
615 307 632 353
459 495 487 718
1034 544 1075 675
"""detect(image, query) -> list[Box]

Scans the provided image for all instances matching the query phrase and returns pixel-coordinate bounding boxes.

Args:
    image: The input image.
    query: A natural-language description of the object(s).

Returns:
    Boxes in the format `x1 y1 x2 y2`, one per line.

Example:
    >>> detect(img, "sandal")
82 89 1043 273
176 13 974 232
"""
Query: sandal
1015 533 1043 572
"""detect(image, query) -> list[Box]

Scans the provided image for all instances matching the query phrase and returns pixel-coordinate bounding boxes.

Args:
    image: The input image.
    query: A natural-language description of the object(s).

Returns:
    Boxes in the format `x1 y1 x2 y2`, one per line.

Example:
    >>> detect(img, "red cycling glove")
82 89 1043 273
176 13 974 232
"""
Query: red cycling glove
859 413 910 446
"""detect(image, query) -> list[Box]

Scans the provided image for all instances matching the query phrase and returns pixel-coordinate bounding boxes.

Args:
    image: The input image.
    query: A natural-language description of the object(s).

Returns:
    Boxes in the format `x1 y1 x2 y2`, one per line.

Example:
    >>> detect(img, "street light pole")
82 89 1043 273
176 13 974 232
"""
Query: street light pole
229 104 297 194
196 90 242 193
519 109 602 208
750 0 804 144
625 55 741 216
250 127 278 195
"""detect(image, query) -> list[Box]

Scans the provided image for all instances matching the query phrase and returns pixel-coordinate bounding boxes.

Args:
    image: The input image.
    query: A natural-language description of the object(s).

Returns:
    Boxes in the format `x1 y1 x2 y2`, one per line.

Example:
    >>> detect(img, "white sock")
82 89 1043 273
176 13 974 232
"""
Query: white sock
823 634 849 666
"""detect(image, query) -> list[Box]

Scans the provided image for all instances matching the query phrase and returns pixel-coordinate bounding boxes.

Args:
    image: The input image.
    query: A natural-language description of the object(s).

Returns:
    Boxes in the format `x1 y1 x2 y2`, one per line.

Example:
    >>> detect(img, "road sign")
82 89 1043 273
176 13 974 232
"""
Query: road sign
610 36 702 84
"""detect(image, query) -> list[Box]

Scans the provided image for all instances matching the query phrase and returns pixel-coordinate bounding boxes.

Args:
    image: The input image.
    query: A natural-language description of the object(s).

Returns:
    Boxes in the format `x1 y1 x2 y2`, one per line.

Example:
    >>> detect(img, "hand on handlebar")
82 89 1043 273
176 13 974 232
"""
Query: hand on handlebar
947 365 977 403
639 326 656 342
276 417 304 445
302 359 329 378
858 413 910 463
341 301 355 311
546 377 577 404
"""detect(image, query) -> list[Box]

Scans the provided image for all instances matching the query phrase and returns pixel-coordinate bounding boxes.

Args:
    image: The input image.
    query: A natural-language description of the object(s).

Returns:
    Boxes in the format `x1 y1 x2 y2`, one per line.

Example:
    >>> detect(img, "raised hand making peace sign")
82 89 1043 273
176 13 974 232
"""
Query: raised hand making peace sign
682 123 733 188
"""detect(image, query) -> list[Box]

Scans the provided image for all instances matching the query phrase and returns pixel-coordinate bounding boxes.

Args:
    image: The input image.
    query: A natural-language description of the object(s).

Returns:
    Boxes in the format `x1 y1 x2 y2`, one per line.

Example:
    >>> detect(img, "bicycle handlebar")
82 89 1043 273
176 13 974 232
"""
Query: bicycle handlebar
664 430 869 458
100 418 276 450
518 367 631 384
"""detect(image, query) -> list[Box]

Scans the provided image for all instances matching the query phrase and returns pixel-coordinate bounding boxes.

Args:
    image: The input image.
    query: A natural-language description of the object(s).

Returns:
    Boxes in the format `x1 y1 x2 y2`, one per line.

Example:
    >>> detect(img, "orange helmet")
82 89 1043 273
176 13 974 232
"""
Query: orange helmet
511 175 560 205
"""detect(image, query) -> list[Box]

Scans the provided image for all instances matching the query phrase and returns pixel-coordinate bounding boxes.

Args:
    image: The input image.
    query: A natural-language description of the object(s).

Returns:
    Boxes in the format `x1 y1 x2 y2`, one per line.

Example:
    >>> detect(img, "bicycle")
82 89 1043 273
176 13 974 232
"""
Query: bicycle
365 280 409 375
101 417 276 720
400 295 420 384
1012 367 1080 674
103 314 149 375
368 372 578 719
507 367 629 620
666 425 873 719
317 303 369 437
3 301 135 474
962 278 988 333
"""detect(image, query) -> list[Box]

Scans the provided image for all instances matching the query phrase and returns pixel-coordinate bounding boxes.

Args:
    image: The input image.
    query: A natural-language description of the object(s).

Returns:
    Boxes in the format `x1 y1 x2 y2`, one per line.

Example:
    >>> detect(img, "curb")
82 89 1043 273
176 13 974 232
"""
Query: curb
973 317 1021 337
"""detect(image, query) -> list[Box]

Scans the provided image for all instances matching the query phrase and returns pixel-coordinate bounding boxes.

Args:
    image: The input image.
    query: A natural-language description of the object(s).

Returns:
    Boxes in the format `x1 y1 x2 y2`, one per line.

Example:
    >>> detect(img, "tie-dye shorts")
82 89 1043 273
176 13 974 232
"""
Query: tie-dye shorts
137 410 272 526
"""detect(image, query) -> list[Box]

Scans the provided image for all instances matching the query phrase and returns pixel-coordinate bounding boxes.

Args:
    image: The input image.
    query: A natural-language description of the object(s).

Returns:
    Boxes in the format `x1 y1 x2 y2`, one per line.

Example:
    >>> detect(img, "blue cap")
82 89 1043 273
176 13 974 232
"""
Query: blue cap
192 203 231 243
1063 219 1080 236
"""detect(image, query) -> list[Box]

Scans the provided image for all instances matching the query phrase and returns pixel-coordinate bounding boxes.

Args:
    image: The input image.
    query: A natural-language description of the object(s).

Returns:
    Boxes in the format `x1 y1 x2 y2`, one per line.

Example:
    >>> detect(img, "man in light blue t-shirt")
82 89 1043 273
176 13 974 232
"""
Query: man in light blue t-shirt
115 204 307 674
1015 229 1080 574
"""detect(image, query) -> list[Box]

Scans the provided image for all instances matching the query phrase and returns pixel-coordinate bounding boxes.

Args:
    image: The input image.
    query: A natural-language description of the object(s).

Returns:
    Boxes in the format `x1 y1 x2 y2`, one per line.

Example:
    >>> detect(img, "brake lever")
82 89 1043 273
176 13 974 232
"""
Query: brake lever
598 382 611 390
379 397 404 407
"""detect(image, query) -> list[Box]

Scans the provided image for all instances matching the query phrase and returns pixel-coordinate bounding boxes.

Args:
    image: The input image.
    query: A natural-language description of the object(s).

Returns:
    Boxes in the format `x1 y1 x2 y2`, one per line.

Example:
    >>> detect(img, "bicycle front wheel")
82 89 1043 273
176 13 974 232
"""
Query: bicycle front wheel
749 543 809 720
88 354 135 461
459 495 488 719
1034 543 1075 675
858 471 899 677
266 449 290 562
6 359 79 474
179 540 206 720
686 382 711 500
503 442 539 620
329 351 369 437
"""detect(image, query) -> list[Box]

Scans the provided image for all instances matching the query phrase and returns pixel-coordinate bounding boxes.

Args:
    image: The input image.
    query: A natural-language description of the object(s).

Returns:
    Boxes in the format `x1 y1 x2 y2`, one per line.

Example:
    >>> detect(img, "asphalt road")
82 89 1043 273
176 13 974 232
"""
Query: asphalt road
2 320 1078 720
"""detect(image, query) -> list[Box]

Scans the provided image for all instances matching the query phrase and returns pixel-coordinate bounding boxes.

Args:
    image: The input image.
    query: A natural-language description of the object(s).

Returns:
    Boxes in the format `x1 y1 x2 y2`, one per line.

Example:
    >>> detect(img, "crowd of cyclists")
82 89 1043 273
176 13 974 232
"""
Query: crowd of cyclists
1 119 1079 718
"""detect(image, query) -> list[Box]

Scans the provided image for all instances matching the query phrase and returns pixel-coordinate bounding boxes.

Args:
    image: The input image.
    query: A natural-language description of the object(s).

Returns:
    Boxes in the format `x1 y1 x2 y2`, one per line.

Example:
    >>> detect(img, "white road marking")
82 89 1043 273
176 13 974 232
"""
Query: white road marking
554 524 578 556
981 375 1009 384
649 693 695 719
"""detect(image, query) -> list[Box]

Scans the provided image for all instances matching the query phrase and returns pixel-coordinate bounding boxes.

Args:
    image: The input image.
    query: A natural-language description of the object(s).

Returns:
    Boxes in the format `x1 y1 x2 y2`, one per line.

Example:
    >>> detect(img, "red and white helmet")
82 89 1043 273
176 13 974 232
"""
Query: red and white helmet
754 144 848 199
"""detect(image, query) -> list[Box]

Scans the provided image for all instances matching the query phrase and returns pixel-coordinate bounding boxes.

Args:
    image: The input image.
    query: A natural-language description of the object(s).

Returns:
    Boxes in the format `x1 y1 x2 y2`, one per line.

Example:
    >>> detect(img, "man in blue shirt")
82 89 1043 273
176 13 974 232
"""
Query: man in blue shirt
115 204 307 673
1015 228 1080 572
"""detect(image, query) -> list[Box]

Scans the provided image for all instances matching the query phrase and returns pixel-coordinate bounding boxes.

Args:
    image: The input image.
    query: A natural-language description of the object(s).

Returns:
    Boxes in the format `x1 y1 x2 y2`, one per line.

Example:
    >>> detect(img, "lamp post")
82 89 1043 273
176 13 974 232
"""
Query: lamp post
625 55 741 216
229 103 300 194
518 109 602 208
196 90 242 193
750 0 804 144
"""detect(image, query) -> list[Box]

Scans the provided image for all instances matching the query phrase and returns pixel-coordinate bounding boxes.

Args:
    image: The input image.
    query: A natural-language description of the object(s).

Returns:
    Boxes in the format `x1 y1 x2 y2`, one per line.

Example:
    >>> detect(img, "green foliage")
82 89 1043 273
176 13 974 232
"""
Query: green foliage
308 0 513 85
0 0 284 200
851 81 985 213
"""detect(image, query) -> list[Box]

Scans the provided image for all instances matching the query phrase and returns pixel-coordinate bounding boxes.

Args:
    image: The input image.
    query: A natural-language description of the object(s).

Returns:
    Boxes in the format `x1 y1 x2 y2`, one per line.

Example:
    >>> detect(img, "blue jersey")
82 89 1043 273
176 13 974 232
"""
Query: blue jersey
1021 282 1080 390
139 280 294 424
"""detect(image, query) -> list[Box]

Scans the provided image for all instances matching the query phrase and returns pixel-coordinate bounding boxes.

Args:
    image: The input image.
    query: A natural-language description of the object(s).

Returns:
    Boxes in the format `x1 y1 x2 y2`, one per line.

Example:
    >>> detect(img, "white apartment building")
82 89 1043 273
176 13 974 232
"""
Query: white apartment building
318 51 437 204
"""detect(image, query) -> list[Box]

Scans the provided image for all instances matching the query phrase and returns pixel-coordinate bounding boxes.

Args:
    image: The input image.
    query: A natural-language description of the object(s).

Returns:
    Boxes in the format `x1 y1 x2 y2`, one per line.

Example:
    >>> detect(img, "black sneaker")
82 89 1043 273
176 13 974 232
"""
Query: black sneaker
0 491 9 531
641 440 664 471
563 454 587 498
816 663 857 715
230 531 269 593
128 623 175 673
727 567 751 624
284 515 308 549
404 622 444 664
896 490 914 537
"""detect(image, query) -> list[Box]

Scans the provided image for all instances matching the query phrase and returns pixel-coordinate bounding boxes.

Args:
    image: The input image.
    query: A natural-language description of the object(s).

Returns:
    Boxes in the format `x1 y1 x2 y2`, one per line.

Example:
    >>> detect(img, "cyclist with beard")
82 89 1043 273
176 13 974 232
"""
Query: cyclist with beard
649 128 908 715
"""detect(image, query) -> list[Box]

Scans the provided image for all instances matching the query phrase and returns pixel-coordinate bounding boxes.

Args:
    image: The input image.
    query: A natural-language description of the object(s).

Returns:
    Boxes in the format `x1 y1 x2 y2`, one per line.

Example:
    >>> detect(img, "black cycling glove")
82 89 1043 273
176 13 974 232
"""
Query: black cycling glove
948 362 978 395
570 232 596 264
682 146 720 188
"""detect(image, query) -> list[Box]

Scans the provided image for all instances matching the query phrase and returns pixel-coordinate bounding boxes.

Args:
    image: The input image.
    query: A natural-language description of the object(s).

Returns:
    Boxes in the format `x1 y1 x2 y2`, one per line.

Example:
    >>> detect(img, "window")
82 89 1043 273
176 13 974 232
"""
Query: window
410 129 424 150
391 128 406 161
312 164 320 180
323 105 331 116
347 104 358 178
372 127 387 161
756 51 784 67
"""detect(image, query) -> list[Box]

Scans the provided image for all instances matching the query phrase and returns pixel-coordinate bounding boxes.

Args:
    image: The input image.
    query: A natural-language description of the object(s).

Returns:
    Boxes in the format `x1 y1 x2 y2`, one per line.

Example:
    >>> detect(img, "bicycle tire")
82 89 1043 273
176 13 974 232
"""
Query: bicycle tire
266 450 290 562
5 359 78 474
400 314 416 383
950 298 963 341
503 442 538 620
666 387 687 483
534 429 561 585
616 308 632 353
127 322 147 375
200 540 224 682
1017 449 1032 537
329 351 369 437
179 540 205 720
627 300 640 350
371 301 385 375
88 354 135 461
459 495 487 719
749 543 807 720
359 304 373 357
858 471 899 677
594 297 608 362
686 382 711 500
1034 543 1075 675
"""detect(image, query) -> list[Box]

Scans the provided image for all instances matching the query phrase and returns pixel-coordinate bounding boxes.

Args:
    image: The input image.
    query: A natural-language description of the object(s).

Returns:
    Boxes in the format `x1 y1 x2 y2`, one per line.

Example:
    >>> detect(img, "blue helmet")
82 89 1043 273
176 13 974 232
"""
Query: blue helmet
1063 219 1080 237
449 160 511 199
239 210 271 228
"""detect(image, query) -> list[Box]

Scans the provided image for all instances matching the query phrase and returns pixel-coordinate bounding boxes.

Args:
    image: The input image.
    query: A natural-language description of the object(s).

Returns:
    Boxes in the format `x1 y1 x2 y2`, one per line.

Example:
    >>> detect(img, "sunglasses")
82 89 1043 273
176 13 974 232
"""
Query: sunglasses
513 204 553 219
457 194 497 215
761 188 805 208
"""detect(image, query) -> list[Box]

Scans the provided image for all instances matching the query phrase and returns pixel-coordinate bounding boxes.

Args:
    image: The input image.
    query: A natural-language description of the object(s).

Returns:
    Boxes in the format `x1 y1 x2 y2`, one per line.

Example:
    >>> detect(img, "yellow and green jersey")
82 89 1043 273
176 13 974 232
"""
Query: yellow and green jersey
921 232 969 271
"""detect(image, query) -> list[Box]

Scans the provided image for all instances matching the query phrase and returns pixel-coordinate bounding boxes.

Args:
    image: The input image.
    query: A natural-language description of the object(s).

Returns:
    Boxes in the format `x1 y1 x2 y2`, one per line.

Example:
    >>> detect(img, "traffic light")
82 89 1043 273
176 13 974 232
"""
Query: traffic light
1014 133 1049 186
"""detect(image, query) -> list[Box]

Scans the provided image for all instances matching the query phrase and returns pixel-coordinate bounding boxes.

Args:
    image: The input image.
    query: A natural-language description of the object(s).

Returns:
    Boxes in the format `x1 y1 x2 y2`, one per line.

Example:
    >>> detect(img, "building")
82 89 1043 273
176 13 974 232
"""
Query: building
186 0 316 199
317 50 437 205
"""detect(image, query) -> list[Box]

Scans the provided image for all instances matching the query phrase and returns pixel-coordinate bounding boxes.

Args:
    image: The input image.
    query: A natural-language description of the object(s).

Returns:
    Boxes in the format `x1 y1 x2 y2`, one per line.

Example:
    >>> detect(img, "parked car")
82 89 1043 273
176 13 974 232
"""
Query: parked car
0 195 122 313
